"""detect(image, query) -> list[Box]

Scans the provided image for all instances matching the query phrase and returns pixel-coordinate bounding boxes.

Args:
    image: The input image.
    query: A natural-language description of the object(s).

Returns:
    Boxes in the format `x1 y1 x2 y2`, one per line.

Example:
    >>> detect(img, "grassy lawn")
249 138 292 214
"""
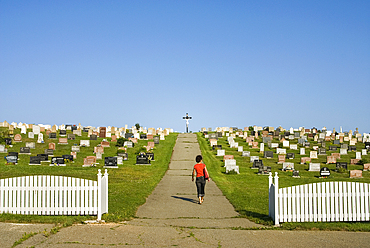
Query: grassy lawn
197 131 370 231
0 127 178 224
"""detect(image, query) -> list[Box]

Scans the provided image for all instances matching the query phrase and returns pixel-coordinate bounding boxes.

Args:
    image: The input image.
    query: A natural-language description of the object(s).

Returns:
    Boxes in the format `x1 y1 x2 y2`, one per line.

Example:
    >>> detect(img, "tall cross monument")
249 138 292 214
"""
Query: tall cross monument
182 113 192 133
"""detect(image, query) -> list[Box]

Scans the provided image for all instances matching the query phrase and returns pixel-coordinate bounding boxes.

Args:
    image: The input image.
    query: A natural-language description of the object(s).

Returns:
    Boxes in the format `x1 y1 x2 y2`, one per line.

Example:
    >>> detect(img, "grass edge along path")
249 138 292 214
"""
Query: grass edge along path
0 131 178 224
197 132 370 232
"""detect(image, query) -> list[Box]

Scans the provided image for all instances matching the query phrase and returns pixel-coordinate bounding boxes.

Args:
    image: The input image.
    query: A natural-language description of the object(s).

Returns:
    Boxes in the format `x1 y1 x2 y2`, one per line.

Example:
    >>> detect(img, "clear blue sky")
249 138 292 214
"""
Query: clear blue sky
1 0 369 133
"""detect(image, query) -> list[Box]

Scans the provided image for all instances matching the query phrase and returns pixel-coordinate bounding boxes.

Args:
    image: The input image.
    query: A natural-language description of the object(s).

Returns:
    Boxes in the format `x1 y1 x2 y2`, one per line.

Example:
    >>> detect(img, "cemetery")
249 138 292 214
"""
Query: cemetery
0 121 177 222
198 126 370 226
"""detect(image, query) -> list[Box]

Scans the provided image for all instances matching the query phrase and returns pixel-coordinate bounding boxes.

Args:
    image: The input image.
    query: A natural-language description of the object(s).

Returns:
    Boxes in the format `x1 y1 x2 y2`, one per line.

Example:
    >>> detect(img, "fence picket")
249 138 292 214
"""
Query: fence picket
343 182 348 221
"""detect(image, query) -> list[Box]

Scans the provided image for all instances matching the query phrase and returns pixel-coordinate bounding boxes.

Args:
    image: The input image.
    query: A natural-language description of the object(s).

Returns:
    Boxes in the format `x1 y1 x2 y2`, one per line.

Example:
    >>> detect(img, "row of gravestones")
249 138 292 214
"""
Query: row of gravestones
205 131 369 178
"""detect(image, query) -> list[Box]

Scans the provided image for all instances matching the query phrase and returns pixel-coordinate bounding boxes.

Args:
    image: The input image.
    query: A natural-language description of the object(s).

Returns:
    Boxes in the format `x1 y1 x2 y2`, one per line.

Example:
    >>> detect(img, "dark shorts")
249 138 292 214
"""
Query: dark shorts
196 176 206 197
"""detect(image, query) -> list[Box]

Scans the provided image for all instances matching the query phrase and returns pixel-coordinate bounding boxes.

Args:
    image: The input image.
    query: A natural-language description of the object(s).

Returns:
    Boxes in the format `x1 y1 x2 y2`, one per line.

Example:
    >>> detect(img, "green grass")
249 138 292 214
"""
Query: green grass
0 127 178 223
197 131 370 231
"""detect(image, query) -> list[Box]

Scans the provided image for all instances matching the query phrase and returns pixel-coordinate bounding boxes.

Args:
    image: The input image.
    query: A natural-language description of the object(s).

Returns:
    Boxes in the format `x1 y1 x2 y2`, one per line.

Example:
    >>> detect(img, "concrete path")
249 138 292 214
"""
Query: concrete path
4 133 370 247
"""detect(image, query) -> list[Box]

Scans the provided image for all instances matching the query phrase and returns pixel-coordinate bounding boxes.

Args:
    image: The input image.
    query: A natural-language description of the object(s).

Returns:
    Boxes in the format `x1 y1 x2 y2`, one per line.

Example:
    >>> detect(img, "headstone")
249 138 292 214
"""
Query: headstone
318 148 326 155
238 146 243 152
136 153 150 164
258 166 272 175
71 152 77 159
333 140 340 145
58 138 68 144
104 157 118 167
49 133 57 139
340 148 348 155
310 151 318 159
90 134 98 140
49 142 56 150
14 134 22 142
301 157 311 164
260 143 264 153
320 167 331 177
286 153 295 159
29 156 41 165
252 160 263 169
223 155 234 160
278 155 285 164
153 136 160 144
250 156 259 163
217 149 225 156
71 146 80 152
51 157 66 165
350 159 360 165
290 144 298 150
363 163 370 171
28 132 34 139
292 170 300 178
96 153 103 160
20 147 31 154
59 130 67 136
67 134 75 140
283 140 290 147
101 141 110 147
124 141 134 148
37 154 49 161
348 146 357 151
225 159 237 167
264 151 273 159
350 170 363 178
282 162 294 171
45 149 54 156
356 152 361 160
83 156 96 167
32 125 40 135
276 148 286 154
99 127 106 138
309 163 321 171
242 151 250 157
336 162 348 170
300 148 305 155
80 140 90 147
25 142 36 149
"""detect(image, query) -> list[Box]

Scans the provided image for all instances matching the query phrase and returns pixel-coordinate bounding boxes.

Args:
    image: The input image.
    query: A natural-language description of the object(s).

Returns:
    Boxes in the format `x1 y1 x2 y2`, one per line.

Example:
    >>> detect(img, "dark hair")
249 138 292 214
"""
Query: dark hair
196 155 202 163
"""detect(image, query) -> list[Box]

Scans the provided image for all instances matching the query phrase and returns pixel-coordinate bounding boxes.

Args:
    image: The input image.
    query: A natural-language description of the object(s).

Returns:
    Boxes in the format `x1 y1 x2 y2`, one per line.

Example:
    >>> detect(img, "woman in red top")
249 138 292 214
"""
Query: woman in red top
192 155 210 204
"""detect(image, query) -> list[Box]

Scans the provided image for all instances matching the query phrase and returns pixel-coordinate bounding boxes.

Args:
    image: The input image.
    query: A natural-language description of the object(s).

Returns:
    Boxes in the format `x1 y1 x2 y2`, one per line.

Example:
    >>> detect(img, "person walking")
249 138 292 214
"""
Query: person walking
192 155 210 204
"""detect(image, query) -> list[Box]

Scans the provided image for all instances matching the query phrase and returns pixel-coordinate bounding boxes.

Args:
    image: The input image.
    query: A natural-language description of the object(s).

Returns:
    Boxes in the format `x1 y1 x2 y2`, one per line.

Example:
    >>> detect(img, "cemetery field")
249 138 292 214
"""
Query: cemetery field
0 127 178 223
197 132 370 231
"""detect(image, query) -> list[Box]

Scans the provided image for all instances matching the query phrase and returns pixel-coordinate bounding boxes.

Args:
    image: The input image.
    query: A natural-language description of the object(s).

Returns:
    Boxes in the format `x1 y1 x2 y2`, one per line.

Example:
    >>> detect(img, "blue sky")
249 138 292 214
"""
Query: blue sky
1 0 369 133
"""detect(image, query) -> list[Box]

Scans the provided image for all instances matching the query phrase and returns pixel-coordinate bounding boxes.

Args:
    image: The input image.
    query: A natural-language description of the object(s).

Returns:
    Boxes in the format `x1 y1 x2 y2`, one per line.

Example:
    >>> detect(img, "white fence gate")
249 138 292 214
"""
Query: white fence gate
0 169 108 220
269 172 370 225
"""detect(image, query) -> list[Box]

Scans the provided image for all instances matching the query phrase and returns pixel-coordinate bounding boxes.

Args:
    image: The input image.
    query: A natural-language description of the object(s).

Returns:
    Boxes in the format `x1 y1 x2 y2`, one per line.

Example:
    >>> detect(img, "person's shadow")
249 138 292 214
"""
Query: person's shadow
171 196 199 204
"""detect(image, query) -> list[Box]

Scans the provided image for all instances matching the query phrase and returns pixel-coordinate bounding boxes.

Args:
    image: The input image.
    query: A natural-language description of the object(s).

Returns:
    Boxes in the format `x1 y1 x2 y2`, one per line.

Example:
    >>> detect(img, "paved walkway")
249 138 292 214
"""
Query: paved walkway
3 134 370 247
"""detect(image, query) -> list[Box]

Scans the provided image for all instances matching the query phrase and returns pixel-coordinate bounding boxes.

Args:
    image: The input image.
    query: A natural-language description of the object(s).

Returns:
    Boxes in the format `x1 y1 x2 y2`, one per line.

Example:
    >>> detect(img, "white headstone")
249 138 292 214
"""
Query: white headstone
276 148 286 154
260 143 264 152
32 125 40 135
310 151 318 159
21 125 27 134
283 140 290 147
300 148 305 155
28 132 34 139
290 144 298 150
283 162 294 171
225 159 236 167
340 148 348 155
356 152 362 160
117 156 123 165
217 149 225 156
362 149 367 156
250 156 259 163
309 163 321 172
37 133 44 143
80 140 90 147
238 146 243 152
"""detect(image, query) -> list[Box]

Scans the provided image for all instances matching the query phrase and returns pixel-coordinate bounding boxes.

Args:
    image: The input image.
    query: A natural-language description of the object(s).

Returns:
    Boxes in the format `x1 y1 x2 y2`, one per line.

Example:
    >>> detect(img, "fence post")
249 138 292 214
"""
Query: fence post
101 169 109 214
97 169 102 221
274 172 279 226
268 172 273 218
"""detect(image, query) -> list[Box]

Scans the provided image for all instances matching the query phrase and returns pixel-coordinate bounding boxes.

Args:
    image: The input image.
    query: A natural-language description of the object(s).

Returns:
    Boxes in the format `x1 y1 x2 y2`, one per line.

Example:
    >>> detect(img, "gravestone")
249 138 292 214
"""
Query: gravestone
26 142 36 149
58 138 68 144
83 156 96 167
350 159 360 165
49 133 57 139
318 148 326 155
327 156 336 164
0 144 6 153
329 146 337 151
225 159 237 167
153 136 160 144
350 170 363 178
94 146 104 154
333 140 340 145
37 154 49 161
51 157 65 165
45 149 54 156
140 134 147 140
104 157 118 167
80 140 90 147
59 130 67 136
310 151 318 159
282 162 294 171
101 141 110 147
278 155 285 164
301 157 311 164
336 162 348 170
242 151 250 157
71 146 80 152
20 147 31 154
276 148 286 154
363 163 370 171
283 140 290 147
292 170 300 178
96 153 102 160
341 143 348 149
14 134 22 142
49 143 56 150
6 155 17 164
124 141 134 148
300 148 305 155
224 155 234 160
99 127 106 138
32 125 40 135
320 167 331 177
28 132 34 139
362 149 367 156
250 156 259 163
117 156 123 165
340 148 348 155
67 134 75 140
146 152 155 161
356 152 361 160
29 156 41 165
287 153 295 159
348 146 357 151
136 153 150 164
290 144 298 150
264 151 273 159
309 163 321 172
216 149 225 156
117 152 128 160
90 134 98 140
258 166 271 175
252 160 263 169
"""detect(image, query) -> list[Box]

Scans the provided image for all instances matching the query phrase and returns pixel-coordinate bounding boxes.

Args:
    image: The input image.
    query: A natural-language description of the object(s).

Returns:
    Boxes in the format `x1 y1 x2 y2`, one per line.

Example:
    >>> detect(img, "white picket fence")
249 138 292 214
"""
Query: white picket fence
269 172 370 225
0 169 108 220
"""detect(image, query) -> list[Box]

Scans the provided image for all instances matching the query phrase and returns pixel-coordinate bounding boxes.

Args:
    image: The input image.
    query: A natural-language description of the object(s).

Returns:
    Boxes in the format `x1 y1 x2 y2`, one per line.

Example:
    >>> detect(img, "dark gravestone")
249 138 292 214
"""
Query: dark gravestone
294 132 300 138
217 132 223 138
104 157 117 167
203 131 208 135
153 136 160 144
59 130 67 136
321 142 326 148
333 140 340 145
304 142 310 147
65 125 72 130
49 133 57 139
51 157 65 164
140 134 147 139
62 155 73 162
258 166 271 175
5 138 12 145
146 152 155 161
136 153 150 164
292 170 300 177
320 167 331 177
45 149 54 156
20 147 31 154
209 133 218 140
349 146 357 151
262 137 272 143
67 134 75 140
329 146 337 151
264 151 273 159
251 131 256 136
8 152 18 159
83 127 89 132
212 145 222 150
90 134 97 140
37 154 48 161
252 160 263 169
6 156 17 164
30 156 41 165
336 162 348 170
125 133 133 139
318 148 326 155
71 126 77 131
341 144 348 149
365 142 370 149
287 153 295 159
117 152 128 160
